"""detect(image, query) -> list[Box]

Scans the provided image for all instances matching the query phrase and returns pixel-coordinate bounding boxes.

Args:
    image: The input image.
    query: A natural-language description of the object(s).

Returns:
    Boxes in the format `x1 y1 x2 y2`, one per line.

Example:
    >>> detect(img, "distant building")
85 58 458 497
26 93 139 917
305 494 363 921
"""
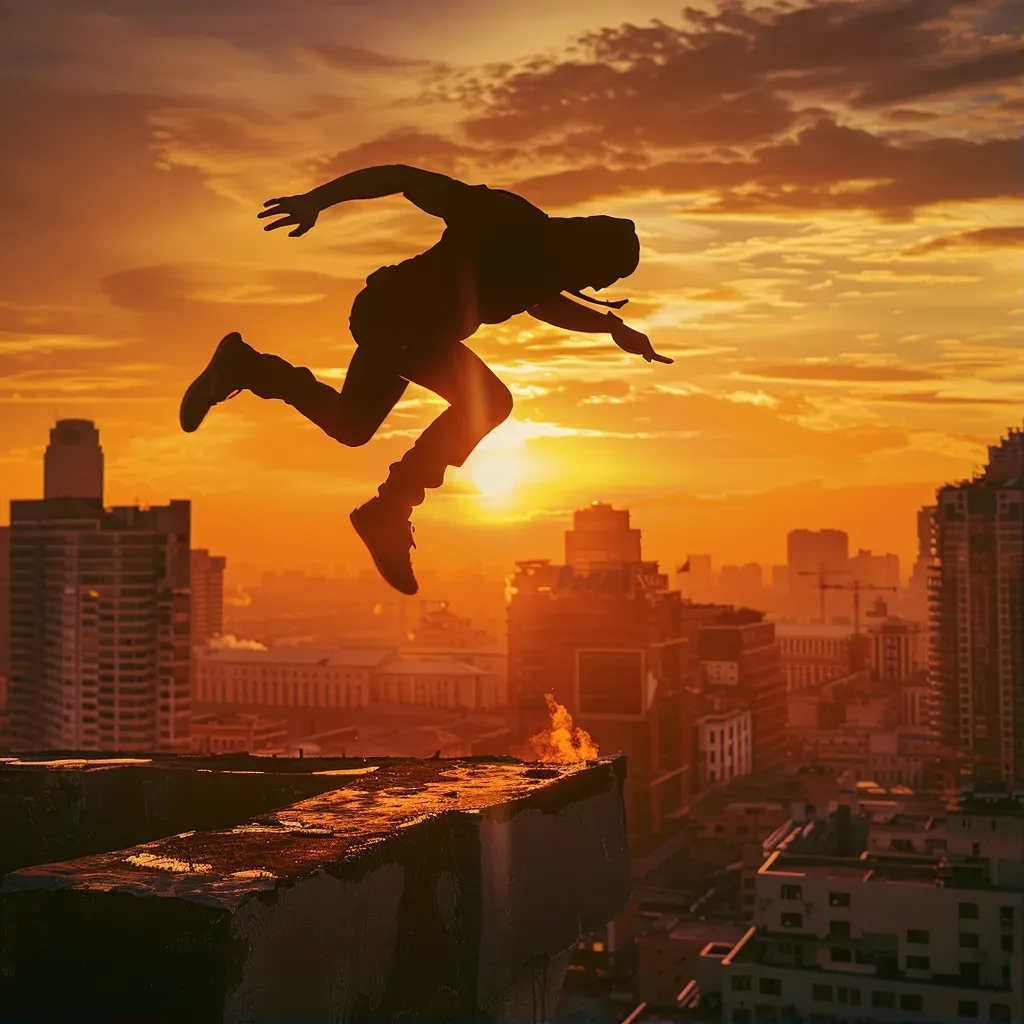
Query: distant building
867 616 927 685
849 548 901 591
189 712 287 754
193 647 388 710
787 528 849 622
8 497 192 752
43 419 103 500
776 623 854 691
190 549 226 647
683 554 714 603
192 646 500 712
931 427 1023 785
564 501 641 571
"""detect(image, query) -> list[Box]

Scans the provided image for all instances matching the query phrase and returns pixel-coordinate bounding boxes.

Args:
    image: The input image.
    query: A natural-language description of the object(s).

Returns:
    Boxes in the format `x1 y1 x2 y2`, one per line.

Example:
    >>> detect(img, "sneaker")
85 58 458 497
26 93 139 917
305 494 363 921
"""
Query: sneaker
179 332 249 433
350 497 418 596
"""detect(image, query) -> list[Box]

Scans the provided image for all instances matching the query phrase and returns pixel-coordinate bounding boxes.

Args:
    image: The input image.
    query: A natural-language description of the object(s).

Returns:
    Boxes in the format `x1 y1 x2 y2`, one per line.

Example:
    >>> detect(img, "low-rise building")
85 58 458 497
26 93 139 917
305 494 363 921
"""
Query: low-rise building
188 712 288 754
705 789 1024 1024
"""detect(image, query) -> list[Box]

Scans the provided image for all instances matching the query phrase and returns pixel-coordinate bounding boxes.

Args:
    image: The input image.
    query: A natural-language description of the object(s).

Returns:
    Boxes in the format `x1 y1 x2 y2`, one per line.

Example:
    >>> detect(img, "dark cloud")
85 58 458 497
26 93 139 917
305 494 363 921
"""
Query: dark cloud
744 362 940 382
311 128 499 181
904 225 1024 255
453 0 1016 152
852 45 1021 108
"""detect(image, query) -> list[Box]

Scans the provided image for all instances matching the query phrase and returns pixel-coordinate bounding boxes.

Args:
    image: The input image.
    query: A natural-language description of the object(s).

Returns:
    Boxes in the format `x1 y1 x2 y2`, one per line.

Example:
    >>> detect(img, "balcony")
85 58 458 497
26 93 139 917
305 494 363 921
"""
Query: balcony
0 752 629 1022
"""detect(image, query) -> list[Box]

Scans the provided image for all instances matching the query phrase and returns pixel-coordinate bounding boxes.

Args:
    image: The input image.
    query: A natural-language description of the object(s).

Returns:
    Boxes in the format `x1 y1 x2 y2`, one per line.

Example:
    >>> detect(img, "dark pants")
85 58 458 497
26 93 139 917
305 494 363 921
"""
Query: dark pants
238 283 514 514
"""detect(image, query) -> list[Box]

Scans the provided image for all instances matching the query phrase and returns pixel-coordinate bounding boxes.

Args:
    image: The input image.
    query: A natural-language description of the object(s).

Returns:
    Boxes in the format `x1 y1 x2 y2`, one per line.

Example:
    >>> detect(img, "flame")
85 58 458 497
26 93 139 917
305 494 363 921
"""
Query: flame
527 694 599 763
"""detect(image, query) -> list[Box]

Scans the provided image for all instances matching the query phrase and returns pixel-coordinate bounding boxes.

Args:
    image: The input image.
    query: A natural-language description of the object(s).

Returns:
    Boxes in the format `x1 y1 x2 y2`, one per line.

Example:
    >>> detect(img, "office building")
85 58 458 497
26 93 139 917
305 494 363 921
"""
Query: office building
931 427 1023 784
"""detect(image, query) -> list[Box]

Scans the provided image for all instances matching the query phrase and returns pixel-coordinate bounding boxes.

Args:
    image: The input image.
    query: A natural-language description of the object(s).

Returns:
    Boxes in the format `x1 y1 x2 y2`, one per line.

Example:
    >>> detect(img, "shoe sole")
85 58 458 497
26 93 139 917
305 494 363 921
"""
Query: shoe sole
179 332 241 433
350 508 419 596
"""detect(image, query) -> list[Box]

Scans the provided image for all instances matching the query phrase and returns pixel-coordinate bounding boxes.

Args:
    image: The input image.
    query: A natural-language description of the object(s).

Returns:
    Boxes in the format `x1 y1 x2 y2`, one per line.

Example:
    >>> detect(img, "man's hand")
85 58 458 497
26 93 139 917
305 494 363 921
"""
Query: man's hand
257 194 320 237
610 318 673 364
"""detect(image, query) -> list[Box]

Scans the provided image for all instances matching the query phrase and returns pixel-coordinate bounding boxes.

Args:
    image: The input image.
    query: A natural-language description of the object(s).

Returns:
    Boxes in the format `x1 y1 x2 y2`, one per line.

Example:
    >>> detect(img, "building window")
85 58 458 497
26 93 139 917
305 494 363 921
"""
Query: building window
758 977 782 996
959 902 979 920
829 920 851 939
906 955 930 970
999 934 1013 953
990 1005 1011 1022
812 984 833 1003
730 1012 753 1024
957 1001 978 1019
907 928 930 945
730 975 751 991
959 932 980 949
871 991 896 1009
828 891 850 907
960 963 980 986
830 947 851 963
780 912 802 929
999 906 1014 925
781 884 802 901
901 994 923 1012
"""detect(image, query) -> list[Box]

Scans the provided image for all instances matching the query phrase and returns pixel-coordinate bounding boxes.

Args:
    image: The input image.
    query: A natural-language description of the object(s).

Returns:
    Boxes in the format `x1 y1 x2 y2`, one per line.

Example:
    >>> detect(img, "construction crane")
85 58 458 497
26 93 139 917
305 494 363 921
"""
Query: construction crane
816 579 899 635
797 564 850 623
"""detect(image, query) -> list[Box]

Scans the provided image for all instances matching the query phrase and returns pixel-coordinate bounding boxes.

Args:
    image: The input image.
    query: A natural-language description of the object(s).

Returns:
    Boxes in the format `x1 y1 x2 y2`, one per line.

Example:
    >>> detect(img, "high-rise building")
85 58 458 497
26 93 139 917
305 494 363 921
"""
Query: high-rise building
43 419 103 500
787 528 850 622
849 548 901 591
0 526 9 724
564 501 641 571
905 505 937 623
8 498 192 752
190 548 226 646
681 553 714 602
8 421 191 752
931 427 1023 785
508 505 688 840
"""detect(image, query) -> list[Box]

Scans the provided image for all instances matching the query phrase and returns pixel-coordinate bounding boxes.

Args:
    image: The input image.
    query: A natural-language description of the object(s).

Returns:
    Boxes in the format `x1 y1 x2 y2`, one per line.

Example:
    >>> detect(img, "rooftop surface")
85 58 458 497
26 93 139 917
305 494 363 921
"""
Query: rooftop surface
1 752 631 1023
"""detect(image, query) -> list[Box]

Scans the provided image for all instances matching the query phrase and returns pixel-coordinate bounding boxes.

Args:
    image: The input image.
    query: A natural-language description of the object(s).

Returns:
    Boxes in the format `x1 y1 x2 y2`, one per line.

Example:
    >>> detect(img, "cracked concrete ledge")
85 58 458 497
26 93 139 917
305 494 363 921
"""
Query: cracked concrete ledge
0 755 630 1023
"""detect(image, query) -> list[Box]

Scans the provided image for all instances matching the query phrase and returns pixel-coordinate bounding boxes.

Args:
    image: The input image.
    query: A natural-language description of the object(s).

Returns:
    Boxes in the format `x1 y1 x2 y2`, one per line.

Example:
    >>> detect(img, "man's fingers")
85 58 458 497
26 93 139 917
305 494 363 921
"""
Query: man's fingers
256 208 281 219
289 225 310 237
263 198 286 207
263 215 298 232
651 352 674 364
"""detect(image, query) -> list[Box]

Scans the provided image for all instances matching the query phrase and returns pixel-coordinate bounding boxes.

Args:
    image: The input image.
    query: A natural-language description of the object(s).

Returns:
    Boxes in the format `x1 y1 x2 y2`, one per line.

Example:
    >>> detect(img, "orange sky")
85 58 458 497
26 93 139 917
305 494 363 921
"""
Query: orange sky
1 0 1021 579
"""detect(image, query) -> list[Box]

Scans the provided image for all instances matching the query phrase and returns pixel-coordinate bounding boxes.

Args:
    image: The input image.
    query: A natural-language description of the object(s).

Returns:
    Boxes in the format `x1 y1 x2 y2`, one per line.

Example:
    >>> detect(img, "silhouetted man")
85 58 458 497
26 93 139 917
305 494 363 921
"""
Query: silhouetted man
180 165 671 595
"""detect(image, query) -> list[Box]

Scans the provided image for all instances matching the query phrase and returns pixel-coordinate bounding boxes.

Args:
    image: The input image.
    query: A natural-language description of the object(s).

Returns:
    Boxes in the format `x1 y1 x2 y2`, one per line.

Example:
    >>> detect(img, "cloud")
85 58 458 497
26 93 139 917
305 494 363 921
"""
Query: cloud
743 362 940 382
903 225 1024 255
872 390 1022 406
299 42 437 72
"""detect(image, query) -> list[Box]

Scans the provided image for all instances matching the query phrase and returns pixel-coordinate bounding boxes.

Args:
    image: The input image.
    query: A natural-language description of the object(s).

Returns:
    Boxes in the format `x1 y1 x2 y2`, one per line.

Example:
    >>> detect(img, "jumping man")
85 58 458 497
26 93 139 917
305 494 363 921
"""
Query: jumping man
179 165 672 595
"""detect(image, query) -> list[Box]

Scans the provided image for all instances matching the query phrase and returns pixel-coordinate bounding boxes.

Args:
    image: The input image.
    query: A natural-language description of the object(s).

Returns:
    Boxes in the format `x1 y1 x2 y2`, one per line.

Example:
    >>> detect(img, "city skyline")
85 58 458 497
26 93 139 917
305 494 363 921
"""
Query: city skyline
1 1 1020 575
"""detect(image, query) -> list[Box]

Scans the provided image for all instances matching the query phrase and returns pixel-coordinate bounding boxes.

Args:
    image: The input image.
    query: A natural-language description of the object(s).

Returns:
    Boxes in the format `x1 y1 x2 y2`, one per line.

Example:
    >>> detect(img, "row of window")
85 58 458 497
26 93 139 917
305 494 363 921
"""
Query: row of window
731 975 1012 1021
779 888 1014 927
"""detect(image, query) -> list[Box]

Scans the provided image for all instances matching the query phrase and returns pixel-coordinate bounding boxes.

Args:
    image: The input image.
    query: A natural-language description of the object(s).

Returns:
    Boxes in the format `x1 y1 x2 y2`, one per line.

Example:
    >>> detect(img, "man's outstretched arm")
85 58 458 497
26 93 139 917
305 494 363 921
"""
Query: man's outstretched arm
258 165 464 237
529 295 673 364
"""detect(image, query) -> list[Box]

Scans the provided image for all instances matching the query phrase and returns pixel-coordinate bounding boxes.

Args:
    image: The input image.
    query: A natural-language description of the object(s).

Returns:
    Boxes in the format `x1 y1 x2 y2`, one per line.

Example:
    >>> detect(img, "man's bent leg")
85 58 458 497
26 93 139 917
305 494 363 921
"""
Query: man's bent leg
180 332 407 445
376 343 514 514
